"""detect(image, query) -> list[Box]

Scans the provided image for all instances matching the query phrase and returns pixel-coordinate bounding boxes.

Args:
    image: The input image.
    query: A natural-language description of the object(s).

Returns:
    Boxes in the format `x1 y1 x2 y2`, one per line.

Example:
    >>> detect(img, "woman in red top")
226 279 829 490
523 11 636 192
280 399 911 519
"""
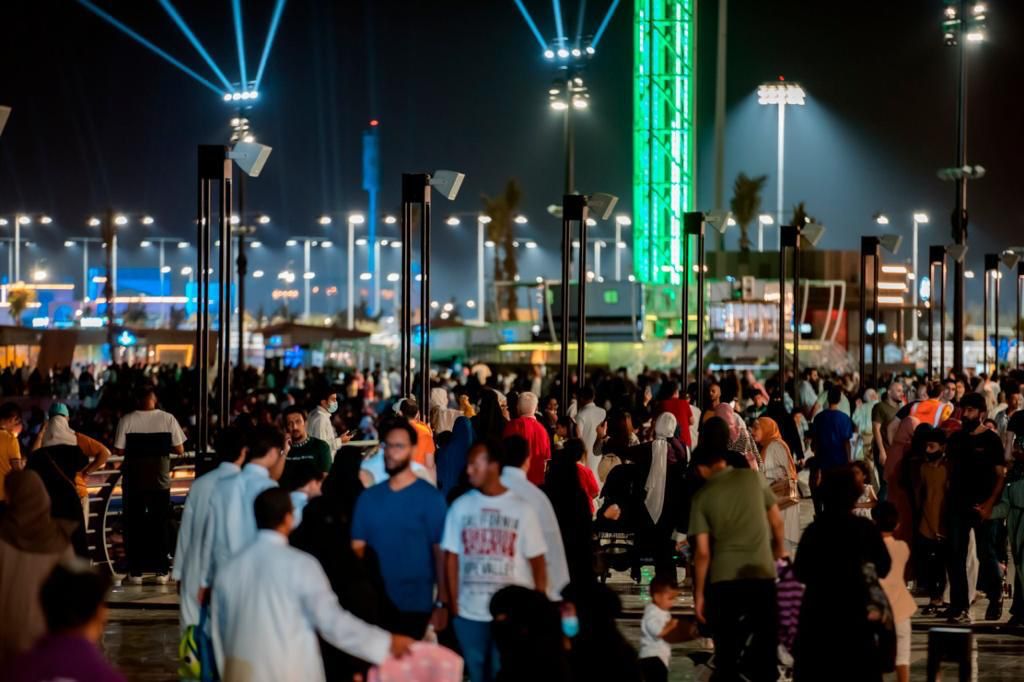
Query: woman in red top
655 380 693 449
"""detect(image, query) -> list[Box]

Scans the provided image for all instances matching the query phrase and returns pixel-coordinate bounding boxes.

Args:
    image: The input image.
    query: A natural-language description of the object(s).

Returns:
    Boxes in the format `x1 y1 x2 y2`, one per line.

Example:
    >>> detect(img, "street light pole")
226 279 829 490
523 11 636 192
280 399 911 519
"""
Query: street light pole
347 216 356 330
303 239 311 320
758 80 805 239
477 216 487 324
951 0 971 375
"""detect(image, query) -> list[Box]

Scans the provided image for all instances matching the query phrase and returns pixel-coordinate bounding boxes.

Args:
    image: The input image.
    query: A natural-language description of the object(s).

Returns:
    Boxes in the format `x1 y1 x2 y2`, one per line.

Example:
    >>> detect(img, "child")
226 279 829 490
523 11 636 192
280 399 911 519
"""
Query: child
910 427 949 614
851 460 877 519
639 574 681 682
872 501 917 682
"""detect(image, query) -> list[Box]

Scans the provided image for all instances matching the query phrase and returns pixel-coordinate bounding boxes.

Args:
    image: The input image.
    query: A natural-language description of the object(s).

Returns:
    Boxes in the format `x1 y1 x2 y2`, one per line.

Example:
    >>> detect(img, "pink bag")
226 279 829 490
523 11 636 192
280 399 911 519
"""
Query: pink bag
368 642 463 682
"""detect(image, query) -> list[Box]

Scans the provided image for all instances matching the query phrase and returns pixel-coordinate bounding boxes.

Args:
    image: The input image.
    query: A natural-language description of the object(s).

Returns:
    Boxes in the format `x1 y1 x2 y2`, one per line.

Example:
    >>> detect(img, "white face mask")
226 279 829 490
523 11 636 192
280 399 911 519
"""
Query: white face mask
327 401 338 414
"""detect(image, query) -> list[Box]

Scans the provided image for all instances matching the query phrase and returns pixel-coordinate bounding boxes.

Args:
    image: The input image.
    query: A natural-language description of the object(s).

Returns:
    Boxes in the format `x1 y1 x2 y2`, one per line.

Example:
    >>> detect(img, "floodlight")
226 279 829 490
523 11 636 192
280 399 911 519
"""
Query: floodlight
757 82 805 105
879 234 902 254
88 217 101 227
384 215 397 224
587 193 619 221
514 215 529 224
585 46 595 55
913 212 929 223
0 106 10 136
429 170 465 201
544 49 555 59
177 241 189 249
802 222 826 247
349 213 366 225
114 215 128 226
64 240 74 248
478 215 492 224
1001 252 1020 270
141 215 155 225
228 141 273 177
318 215 333 226
39 216 53 225
946 243 968 263
704 211 731 234
557 48 570 58
258 214 271 224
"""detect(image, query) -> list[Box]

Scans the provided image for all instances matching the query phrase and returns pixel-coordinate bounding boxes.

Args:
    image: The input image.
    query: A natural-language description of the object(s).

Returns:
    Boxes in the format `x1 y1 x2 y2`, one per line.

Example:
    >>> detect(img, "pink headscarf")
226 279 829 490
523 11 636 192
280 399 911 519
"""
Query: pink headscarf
713 402 739 442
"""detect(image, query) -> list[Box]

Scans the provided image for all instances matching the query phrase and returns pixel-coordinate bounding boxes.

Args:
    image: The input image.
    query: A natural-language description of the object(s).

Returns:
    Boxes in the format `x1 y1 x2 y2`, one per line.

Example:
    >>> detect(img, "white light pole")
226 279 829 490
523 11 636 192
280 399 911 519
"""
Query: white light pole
757 214 774 252
912 212 929 342
594 240 605 280
614 215 631 281
477 215 490 324
347 213 365 330
758 81 806 235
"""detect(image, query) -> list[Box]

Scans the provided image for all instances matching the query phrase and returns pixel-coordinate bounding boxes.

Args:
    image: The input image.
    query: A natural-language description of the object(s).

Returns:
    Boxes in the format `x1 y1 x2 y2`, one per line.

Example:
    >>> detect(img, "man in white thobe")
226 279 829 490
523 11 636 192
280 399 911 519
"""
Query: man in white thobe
172 427 246 631
499 436 570 600
574 386 607 476
213 488 412 682
202 427 287 589
307 387 355 454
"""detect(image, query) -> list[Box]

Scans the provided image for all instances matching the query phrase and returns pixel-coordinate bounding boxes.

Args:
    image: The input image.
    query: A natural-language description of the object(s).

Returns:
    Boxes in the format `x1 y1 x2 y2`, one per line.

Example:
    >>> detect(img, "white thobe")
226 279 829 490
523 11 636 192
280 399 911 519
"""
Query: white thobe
212 531 391 682
575 402 607 476
500 467 570 600
172 461 240 630
307 406 341 452
202 463 277 587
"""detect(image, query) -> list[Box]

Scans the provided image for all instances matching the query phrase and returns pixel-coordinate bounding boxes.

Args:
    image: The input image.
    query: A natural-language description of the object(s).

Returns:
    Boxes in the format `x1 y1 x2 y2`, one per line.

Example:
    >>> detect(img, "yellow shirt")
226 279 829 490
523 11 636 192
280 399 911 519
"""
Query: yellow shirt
0 429 22 501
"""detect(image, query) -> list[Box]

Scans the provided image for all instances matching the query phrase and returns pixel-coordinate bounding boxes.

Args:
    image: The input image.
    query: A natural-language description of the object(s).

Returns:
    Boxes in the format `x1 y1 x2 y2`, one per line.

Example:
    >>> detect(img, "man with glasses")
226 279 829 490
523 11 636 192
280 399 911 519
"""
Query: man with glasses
351 419 449 639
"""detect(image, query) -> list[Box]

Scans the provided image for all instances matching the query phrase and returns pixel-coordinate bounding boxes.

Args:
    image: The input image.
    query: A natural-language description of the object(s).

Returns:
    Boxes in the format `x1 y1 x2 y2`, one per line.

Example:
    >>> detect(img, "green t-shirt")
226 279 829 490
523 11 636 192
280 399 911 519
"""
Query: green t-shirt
286 436 333 475
687 467 776 584
871 400 898 456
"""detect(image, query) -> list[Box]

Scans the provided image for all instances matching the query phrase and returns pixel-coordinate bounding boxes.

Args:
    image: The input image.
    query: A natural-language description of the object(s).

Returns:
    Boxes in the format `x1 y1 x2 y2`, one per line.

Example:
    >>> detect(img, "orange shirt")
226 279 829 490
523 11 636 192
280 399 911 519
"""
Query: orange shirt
412 420 435 466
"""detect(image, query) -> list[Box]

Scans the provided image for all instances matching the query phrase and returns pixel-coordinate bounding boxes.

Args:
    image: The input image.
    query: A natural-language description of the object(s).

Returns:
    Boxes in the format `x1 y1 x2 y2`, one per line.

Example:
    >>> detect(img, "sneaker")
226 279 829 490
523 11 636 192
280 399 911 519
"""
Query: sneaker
945 609 972 625
985 598 1004 622
127 574 144 586
154 573 170 585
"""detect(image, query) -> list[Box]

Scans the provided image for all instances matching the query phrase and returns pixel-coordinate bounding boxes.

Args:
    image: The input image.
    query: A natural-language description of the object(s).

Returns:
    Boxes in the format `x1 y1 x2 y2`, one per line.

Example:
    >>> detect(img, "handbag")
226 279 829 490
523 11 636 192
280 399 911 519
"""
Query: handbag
770 477 800 510
179 603 218 681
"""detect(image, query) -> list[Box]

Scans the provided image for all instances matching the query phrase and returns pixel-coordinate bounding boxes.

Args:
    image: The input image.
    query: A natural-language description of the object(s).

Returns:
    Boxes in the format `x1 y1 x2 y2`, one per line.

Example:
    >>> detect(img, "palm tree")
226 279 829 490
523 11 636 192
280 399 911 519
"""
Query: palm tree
790 201 809 228
729 173 767 252
482 179 523 321
7 286 34 326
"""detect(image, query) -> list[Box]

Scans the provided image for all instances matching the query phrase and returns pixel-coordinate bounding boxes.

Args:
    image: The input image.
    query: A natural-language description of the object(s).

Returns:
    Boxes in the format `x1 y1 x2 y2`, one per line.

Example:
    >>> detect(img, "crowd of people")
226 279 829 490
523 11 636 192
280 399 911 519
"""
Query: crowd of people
0 358 1021 681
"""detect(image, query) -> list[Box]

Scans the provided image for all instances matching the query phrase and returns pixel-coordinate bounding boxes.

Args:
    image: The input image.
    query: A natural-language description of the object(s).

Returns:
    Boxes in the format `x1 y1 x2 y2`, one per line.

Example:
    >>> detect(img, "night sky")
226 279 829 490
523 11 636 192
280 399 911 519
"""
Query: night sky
2 0 1022 314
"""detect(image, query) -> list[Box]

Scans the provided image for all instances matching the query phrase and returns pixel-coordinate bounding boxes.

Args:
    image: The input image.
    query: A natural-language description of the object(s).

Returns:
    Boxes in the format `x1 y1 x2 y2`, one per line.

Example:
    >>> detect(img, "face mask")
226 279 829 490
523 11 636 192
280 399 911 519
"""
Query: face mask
561 615 580 638
327 401 338 414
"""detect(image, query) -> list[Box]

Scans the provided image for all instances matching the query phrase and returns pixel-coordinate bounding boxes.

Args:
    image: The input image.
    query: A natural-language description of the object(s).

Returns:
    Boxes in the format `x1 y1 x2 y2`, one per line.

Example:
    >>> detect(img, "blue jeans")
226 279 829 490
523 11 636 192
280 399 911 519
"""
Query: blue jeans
453 616 500 682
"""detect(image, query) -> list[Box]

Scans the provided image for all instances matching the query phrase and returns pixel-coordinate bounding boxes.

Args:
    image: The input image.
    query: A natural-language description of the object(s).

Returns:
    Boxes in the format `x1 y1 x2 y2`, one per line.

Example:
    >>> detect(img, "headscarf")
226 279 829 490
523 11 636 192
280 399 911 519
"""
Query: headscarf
754 416 797 480
436 417 474 493
320 445 367 521
0 470 72 554
39 414 78 449
429 387 459 434
645 412 677 524
765 395 804 462
713 402 739 442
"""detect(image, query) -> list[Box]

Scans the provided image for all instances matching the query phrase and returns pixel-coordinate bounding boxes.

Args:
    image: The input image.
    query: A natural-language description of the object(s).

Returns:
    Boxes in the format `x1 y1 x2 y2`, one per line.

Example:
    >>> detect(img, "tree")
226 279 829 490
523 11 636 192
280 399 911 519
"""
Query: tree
168 306 186 330
122 303 148 326
729 173 767 252
482 179 523 321
7 285 35 326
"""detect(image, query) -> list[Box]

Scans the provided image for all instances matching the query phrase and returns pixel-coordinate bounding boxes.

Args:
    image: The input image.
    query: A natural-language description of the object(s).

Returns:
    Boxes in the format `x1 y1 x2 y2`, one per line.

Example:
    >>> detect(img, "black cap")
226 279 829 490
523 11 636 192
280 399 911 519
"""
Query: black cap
959 392 987 412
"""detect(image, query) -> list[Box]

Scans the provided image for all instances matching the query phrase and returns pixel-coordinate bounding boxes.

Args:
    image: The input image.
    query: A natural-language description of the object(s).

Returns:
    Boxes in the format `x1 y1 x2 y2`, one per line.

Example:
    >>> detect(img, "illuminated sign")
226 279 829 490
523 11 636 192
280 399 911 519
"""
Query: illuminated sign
117 330 138 347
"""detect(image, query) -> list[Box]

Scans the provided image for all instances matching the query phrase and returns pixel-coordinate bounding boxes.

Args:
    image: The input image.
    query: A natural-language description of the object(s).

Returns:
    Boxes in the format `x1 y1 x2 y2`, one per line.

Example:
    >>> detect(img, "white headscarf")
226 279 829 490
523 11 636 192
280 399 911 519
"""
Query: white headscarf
645 412 677 524
430 387 460 434
40 414 78 448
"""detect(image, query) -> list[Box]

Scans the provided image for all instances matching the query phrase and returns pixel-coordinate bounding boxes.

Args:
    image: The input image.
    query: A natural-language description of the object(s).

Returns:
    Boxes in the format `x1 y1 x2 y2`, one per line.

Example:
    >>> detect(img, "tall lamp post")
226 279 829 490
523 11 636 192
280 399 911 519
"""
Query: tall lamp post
780 221 826 403
758 79 805 235
911 212 929 341
614 214 631 281
859 235 902 388
983 254 998 374
927 245 947 379
346 213 365 330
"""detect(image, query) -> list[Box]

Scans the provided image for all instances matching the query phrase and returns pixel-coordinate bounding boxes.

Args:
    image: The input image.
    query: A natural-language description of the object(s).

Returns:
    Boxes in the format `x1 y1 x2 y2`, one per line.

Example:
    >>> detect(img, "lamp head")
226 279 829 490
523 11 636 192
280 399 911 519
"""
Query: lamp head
879 234 902 255
946 243 968 264
546 204 563 219
429 170 465 201
586 193 619 221
1001 252 1020 270
228 141 273 177
704 211 731 234
801 222 826 247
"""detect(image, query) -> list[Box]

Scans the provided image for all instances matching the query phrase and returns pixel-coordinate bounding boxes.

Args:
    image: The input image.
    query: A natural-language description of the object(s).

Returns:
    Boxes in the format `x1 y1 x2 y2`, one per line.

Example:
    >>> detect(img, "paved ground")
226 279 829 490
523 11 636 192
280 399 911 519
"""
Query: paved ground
102 571 1024 681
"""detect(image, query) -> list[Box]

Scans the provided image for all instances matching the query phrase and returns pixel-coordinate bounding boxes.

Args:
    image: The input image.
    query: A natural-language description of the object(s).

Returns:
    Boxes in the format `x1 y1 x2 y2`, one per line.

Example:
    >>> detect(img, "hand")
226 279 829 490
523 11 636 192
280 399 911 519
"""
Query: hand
603 504 622 521
429 606 449 632
9 458 25 472
389 634 415 658
596 422 608 439
974 502 993 520
667 618 679 632
694 594 706 624
341 430 354 444
197 587 211 606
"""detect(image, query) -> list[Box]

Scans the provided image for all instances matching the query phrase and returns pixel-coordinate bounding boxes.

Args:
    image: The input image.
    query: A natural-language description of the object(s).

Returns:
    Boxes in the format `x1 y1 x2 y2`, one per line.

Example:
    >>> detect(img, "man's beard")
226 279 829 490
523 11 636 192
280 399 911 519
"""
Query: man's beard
961 418 980 433
385 458 411 476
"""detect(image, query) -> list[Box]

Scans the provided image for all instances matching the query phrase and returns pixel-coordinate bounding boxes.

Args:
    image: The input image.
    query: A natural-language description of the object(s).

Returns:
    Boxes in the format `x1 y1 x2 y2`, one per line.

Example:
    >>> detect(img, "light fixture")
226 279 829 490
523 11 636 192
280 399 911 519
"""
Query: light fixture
349 213 365 225
913 212 929 223
318 215 332 226
550 100 569 111
585 46 595 55
586 218 597 227
355 238 367 246
0 218 7 226
478 215 492 224
114 215 128 226
63 240 75 248
321 240 333 248
32 269 47 281
446 216 461 226
252 269 264 278
965 31 985 42
386 273 400 282
359 272 372 280
181 266 193 276
258 214 271 224
177 241 189 249
615 215 632 226
250 241 262 248
758 214 774 225
88 217 101 227
384 215 397 224
557 48 569 58
757 81 806 105
39 216 53 225
390 241 401 249
543 49 555 59
514 215 528 224
874 213 890 225
525 241 538 249
17 216 31 226
965 270 975 279
140 240 152 248
484 240 495 248
141 215 154 225
160 265 172 274
466 300 476 309
286 239 298 246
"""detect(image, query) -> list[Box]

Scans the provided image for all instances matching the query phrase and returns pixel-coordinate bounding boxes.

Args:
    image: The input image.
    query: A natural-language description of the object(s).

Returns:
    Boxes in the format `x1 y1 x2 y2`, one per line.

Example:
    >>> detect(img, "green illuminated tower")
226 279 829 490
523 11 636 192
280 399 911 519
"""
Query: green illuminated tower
633 0 697 286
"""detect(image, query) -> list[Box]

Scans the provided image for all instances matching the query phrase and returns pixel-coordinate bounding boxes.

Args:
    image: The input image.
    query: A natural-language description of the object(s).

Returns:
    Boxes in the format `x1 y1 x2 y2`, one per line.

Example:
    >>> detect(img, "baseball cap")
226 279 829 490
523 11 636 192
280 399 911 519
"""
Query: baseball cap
48 402 69 419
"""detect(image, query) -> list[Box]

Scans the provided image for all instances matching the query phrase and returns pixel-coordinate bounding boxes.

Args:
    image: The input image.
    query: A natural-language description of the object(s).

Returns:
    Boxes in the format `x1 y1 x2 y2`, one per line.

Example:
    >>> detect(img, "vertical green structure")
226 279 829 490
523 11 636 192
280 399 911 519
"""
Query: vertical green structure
633 0 697 286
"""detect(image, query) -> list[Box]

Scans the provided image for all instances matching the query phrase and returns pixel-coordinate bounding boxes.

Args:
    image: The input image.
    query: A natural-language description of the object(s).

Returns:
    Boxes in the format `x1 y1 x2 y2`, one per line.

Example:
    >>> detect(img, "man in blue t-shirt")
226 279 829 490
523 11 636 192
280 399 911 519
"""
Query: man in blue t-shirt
810 386 854 513
351 418 449 639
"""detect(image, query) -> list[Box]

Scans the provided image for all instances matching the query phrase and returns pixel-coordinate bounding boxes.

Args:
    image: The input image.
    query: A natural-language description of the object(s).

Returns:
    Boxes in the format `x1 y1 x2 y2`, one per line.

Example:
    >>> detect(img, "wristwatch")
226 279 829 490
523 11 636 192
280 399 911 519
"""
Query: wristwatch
433 600 448 610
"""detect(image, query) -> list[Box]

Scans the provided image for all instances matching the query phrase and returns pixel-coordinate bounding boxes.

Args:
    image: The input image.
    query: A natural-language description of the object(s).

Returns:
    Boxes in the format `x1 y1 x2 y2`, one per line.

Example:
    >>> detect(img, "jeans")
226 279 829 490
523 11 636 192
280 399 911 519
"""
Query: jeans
914 534 948 602
453 616 499 682
122 487 171 575
947 510 1003 612
707 579 778 682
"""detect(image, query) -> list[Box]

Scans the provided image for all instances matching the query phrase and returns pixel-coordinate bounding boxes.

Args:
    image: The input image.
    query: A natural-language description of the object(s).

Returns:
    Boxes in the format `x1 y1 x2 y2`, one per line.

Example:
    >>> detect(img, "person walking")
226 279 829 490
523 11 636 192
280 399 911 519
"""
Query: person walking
351 419 449 639
212 488 413 682
503 392 552 485
543 441 595 587
753 416 801 554
809 386 854 514
873 501 917 682
794 467 892 682
574 387 607 478
442 440 548 682
944 391 1007 623
689 445 786 682
172 427 246 632
307 387 352 453
993 412 1024 627
112 387 186 584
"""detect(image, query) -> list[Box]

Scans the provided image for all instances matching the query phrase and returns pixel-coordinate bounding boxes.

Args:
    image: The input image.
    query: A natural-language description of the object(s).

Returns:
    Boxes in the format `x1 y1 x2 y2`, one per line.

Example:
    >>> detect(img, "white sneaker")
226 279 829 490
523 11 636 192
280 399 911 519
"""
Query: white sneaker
127 574 144 585
154 573 169 585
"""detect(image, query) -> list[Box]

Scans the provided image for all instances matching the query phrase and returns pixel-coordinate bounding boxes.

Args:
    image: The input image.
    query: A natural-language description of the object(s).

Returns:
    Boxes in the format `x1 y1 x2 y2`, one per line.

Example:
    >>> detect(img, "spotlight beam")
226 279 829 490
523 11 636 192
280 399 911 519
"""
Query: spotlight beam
231 0 248 87
513 0 548 49
552 0 566 46
575 0 587 45
591 0 620 49
253 0 288 91
158 0 235 91
75 0 223 95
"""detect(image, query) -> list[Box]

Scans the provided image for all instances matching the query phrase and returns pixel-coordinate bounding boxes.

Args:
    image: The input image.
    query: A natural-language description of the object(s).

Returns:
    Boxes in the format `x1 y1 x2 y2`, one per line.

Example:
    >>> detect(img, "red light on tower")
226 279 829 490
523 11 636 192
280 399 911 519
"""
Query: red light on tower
369 119 379 127
778 75 785 81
